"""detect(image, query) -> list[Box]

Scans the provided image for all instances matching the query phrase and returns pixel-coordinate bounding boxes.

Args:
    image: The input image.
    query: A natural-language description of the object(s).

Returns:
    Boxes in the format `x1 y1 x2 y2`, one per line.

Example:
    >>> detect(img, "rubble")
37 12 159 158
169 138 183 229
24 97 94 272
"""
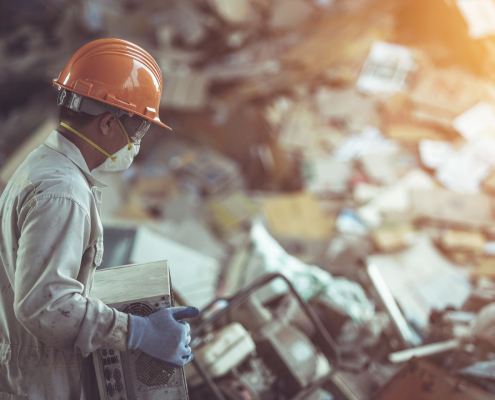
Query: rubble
453 102 495 141
411 189 494 229
371 223 416 253
268 0 316 31
237 220 387 357
262 192 334 241
207 191 258 233
438 229 486 254
334 126 399 162
409 67 487 125
356 41 415 95
206 0 256 25
315 87 378 133
305 157 353 196
160 71 210 110
373 358 495 400
368 234 472 329
357 169 436 228
6 0 495 397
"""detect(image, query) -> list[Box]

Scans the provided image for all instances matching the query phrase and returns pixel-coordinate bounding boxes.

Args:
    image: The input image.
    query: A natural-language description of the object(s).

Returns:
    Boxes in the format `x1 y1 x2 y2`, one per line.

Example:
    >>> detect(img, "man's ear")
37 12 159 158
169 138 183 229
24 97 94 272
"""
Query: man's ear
99 113 117 136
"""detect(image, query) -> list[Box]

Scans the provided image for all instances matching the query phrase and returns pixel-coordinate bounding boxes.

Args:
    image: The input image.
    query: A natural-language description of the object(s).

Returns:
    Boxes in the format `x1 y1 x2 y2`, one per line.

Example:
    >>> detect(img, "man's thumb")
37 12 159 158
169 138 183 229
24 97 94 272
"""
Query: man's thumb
172 306 200 320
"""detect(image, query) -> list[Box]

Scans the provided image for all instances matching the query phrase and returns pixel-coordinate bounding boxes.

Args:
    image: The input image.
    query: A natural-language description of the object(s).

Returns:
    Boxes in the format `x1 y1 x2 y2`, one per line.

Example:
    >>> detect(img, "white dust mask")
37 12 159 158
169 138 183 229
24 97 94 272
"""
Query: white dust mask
95 141 140 172
60 119 140 173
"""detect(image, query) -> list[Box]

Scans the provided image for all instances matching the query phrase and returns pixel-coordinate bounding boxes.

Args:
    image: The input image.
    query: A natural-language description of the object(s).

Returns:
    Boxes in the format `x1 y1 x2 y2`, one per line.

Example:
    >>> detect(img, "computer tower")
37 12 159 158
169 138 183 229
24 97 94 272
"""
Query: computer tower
91 260 189 400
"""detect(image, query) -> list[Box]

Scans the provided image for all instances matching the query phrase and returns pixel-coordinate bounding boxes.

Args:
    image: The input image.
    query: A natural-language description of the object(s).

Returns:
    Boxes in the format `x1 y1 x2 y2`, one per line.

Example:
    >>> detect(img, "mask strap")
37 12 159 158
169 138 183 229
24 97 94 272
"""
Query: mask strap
117 119 133 150
60 122 117 162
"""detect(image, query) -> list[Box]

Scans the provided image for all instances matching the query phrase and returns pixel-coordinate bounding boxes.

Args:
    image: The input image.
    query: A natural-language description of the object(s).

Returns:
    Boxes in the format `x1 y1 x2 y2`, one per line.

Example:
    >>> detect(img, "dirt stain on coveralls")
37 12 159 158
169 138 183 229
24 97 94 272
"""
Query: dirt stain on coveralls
1 283 11 293
58 303 74 318
58 308 70 317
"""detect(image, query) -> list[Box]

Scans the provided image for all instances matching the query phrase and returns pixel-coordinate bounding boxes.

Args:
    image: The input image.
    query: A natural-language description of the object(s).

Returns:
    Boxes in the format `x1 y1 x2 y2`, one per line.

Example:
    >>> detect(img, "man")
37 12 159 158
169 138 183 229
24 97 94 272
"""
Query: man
0 38 199 399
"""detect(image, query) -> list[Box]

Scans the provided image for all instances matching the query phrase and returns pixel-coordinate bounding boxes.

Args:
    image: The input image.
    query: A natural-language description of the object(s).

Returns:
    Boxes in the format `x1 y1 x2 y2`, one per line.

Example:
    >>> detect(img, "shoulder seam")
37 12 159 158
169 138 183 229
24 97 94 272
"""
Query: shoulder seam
26 194 91 224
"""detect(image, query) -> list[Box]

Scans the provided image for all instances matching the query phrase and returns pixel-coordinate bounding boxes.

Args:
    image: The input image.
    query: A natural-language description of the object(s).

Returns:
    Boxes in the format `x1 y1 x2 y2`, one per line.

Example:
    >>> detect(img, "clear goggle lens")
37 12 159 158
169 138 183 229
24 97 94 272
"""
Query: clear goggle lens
120 115 151 142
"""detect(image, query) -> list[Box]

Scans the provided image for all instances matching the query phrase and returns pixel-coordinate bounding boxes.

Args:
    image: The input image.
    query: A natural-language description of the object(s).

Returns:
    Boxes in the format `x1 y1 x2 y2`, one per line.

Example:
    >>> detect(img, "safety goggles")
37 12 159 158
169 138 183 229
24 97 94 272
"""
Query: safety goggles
118 114 152 142
58 89 153 142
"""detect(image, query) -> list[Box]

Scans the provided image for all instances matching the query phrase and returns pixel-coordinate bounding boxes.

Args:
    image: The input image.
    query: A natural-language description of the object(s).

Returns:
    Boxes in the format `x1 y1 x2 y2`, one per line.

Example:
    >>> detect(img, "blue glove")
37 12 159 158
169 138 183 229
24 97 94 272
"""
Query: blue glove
127 306 200 367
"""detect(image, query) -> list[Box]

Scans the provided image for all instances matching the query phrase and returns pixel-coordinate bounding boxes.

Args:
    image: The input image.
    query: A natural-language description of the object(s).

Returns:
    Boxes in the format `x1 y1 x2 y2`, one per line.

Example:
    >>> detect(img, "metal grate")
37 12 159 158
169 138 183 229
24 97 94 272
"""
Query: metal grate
135 353 176 387
123 302 154 317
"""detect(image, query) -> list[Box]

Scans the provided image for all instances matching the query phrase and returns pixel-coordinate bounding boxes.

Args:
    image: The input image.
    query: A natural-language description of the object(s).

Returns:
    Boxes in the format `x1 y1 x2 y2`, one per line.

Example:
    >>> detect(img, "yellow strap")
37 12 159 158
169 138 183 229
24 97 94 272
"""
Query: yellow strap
61 122 117 162
117 119 133 150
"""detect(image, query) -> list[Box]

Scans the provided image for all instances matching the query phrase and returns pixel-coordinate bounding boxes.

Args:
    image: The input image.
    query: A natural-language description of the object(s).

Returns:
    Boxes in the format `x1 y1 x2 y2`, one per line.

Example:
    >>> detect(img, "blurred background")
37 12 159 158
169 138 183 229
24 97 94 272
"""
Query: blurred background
6 0 495 398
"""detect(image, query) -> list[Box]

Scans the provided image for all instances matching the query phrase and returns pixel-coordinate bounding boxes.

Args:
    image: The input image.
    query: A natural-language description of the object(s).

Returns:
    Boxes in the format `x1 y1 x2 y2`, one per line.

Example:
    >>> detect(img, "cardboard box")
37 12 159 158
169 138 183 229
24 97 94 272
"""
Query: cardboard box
439 229 486 253
472 257 495 278
278 103 343 158
371 223 416 253
384 123 446 143
315 87 378 133
410 67 485 122
262 192 334 240
208 191 258 233
411 189 494 229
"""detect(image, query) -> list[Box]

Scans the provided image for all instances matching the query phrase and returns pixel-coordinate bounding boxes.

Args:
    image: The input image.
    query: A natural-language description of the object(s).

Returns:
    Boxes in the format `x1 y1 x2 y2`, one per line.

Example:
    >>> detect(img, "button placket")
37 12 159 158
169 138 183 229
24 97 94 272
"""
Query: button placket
91 186 104 267
91 187 103 215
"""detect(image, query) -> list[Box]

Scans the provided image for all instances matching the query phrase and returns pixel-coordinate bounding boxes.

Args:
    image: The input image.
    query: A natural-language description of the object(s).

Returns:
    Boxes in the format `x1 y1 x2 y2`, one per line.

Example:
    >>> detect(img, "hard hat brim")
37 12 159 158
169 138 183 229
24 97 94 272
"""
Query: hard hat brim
53 80 172 131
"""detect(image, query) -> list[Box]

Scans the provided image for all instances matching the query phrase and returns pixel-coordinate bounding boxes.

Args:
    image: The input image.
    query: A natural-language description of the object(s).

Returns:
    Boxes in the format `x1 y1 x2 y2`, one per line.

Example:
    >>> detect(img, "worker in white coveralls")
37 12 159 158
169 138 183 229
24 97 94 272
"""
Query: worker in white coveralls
0 38 199 399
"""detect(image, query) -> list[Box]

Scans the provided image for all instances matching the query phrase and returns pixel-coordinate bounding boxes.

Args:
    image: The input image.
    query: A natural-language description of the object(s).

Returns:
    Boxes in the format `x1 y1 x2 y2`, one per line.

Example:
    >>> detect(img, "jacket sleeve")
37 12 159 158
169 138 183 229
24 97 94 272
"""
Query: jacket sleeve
13 195 128 356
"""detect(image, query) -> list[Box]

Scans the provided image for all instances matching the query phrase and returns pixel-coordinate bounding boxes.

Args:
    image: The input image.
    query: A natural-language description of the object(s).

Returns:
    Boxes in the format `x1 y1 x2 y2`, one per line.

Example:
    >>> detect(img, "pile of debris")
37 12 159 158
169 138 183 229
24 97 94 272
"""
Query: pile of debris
6 0 495 398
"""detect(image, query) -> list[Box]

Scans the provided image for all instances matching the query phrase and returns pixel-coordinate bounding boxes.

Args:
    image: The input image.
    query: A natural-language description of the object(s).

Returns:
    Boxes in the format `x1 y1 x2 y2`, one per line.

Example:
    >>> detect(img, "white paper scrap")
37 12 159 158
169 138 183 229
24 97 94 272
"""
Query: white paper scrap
453 102 495 141
305 158 353 194
333 126 399 161
368 235 472 328
484 241 495 255
357 169 436 228
357 41 415 94
457 0 495 39
367 169 436 213
436 137 495 194
419 140 455 169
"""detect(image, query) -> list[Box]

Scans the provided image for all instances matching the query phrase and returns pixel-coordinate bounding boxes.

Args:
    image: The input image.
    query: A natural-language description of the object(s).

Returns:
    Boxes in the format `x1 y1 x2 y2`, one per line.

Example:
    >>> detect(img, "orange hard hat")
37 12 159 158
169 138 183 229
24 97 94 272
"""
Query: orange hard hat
53 38 171 130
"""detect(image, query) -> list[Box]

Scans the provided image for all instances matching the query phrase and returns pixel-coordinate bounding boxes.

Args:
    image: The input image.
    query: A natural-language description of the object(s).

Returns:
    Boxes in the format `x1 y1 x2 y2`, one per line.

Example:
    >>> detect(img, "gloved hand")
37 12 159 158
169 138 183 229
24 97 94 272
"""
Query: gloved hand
127 306 200 367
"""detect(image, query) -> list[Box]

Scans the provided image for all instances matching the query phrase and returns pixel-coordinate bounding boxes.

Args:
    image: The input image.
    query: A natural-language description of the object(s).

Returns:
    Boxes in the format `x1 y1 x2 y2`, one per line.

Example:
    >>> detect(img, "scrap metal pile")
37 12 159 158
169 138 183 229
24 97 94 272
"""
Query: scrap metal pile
5 0 495 398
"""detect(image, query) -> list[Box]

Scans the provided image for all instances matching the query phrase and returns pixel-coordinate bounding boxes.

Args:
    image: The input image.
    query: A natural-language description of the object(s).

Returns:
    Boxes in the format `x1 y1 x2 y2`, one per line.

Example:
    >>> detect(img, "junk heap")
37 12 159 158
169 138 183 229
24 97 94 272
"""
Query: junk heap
5 0 495 398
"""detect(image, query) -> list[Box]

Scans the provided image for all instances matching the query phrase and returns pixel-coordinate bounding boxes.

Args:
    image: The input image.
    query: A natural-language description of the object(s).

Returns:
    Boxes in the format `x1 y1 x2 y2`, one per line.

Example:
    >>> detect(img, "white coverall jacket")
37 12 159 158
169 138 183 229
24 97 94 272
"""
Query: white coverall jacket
0 130 129 399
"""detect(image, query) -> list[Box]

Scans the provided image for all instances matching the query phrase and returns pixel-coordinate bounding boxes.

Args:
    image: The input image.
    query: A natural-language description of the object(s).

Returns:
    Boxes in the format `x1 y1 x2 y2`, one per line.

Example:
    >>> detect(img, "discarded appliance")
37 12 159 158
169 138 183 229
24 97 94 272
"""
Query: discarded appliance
91 261 189 400
186 273 340 400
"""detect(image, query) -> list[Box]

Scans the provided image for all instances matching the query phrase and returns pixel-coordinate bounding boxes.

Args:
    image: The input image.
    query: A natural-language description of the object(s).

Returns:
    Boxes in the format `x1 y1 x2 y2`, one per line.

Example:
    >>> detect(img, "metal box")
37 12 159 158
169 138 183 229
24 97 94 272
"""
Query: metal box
91 261 189 400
